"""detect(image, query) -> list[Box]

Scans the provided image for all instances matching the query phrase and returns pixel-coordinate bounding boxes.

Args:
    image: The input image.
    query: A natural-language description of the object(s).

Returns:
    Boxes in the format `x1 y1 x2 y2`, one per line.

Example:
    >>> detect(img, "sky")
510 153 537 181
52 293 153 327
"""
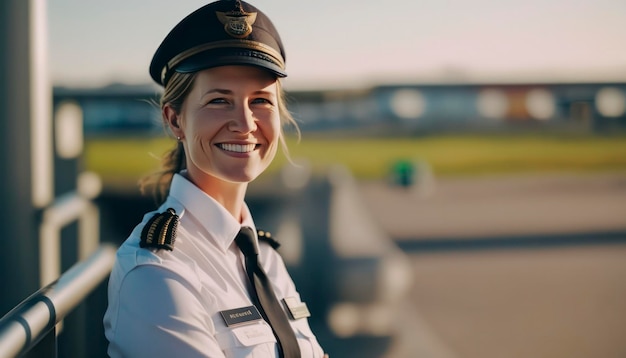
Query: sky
47 0 626 90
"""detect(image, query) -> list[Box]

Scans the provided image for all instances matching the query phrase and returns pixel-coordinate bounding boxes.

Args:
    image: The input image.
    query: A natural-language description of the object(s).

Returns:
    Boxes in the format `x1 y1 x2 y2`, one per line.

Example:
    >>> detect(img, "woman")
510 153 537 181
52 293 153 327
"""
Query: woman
103 1 326 357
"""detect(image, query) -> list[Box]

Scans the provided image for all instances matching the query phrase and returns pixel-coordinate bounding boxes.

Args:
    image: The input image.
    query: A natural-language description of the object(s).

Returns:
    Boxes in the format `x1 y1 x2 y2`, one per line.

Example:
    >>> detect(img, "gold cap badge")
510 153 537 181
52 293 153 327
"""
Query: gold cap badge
216 10 257 39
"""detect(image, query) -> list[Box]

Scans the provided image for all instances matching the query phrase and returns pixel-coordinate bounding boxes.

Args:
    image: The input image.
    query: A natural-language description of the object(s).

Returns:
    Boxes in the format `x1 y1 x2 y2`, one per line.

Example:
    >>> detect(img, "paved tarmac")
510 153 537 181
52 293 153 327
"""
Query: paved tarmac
360 172 626 242
358 172 626 358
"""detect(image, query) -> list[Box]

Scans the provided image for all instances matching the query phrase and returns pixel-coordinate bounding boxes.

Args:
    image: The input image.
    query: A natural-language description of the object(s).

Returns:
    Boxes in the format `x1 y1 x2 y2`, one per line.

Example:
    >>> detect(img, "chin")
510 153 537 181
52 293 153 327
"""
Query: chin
197 160 271 185
222 167 264 184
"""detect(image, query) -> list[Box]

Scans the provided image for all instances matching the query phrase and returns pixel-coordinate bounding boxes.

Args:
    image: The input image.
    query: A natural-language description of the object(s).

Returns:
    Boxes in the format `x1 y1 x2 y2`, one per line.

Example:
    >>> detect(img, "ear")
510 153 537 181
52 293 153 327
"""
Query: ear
163 104 184 139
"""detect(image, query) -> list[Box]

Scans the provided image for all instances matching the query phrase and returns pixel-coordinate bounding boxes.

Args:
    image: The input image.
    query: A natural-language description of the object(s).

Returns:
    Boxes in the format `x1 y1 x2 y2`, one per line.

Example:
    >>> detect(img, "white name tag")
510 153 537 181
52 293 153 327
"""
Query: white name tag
282 297 311 320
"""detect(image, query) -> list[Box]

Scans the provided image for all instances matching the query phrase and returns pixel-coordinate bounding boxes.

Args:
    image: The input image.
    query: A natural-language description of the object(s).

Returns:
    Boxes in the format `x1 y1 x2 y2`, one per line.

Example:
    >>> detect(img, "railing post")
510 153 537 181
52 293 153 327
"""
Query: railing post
0 0 52 317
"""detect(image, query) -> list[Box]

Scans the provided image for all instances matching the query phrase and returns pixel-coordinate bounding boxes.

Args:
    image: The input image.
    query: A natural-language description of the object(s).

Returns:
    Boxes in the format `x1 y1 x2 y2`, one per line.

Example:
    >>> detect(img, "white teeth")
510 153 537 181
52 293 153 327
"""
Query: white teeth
218 143 256 153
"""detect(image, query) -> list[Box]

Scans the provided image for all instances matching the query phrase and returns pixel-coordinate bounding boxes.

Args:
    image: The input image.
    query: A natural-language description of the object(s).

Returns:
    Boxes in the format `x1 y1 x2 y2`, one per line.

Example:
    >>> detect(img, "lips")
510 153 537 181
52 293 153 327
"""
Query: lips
216 143 257 153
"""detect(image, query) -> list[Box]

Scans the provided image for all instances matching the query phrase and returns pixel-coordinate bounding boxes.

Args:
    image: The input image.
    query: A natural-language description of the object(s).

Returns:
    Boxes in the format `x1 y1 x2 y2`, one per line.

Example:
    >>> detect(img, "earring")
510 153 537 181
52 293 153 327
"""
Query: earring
177 136 181 141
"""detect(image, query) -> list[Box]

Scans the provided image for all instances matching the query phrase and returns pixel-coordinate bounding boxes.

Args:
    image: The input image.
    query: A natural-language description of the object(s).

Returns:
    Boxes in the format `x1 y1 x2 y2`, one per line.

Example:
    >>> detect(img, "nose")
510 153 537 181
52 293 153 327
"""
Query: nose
228 103 257 133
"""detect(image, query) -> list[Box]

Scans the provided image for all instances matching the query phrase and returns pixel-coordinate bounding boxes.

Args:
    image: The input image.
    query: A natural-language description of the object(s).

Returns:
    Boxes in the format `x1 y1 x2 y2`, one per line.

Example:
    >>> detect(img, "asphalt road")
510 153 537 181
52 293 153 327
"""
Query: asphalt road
358 172 626 358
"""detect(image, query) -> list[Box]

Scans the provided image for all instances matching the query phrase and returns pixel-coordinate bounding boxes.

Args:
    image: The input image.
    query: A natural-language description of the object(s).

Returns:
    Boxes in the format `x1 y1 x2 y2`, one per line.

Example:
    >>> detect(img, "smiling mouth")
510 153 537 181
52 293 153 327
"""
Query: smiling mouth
216 143 258 153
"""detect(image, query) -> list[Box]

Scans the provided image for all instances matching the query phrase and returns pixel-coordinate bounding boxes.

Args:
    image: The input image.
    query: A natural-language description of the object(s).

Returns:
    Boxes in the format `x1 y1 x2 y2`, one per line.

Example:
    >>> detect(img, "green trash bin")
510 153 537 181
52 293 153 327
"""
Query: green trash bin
392 160 415 187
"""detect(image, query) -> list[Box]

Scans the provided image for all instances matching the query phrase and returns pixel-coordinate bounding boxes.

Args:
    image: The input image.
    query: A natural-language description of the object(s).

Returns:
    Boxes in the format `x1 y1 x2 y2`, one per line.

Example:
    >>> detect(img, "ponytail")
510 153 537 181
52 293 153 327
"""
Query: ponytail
139 140 186 206
139 72 196 206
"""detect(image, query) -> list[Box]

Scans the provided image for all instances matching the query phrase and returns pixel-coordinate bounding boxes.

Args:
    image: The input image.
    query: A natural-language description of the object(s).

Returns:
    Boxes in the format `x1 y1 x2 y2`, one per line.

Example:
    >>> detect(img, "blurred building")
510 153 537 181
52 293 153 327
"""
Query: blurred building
54 83 162 136
54 82 626 135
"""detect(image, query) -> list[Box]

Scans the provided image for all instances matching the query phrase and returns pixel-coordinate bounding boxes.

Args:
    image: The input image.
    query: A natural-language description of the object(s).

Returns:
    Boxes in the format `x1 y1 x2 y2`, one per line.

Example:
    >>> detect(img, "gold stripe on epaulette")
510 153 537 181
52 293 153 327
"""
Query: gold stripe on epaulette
140 208 179 251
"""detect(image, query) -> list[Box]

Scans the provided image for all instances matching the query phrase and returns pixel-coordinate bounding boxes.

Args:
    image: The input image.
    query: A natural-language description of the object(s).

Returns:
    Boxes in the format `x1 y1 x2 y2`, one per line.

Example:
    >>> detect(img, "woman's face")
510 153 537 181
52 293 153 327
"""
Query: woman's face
166 65 280 188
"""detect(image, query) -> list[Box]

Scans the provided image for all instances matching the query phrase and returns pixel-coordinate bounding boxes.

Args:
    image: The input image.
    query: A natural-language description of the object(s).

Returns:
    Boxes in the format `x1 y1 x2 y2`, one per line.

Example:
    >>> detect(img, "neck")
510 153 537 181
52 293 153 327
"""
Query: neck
207 183 248 222
182 171 249 222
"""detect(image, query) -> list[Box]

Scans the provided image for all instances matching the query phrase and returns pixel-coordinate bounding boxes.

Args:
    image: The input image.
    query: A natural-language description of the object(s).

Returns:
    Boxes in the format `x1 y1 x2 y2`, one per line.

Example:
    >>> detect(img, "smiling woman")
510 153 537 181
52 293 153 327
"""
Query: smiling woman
102 1 325 358
140 68 297 204
142 66 289 207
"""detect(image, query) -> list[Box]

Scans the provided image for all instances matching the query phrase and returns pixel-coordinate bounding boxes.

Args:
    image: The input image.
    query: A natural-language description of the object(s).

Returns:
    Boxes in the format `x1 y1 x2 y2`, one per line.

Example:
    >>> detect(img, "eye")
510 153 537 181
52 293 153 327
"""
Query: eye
251 97 274 106
207 97 229 105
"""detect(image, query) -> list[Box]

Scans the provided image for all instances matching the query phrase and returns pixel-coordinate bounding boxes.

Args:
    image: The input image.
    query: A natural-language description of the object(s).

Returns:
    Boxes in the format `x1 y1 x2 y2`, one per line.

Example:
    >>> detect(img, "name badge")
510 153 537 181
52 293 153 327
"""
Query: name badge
220 305 263 327
282 297 311 320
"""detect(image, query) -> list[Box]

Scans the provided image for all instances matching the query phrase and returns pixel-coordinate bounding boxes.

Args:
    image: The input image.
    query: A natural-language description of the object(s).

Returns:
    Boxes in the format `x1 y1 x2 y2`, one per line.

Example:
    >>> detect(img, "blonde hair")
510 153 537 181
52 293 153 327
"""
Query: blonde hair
139 70 299 205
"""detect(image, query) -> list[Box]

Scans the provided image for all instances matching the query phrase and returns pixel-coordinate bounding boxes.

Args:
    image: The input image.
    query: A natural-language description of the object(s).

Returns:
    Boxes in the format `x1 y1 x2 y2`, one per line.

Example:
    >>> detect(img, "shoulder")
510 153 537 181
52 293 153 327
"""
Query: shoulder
111 202 200 289
255 229 291 270
256 229 281 250
256 228 291 274
111 238 205 302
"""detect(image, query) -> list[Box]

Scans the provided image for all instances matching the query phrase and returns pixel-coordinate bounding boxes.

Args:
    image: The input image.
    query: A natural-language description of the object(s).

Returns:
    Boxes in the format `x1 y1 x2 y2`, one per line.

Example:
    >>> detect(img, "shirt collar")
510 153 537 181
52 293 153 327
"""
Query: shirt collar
168 173 257 252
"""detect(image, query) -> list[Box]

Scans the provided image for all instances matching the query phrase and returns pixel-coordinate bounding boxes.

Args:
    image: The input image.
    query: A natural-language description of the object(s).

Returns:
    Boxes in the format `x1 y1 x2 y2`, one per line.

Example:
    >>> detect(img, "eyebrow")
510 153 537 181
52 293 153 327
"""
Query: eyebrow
202 89 276 97
202 89 232 96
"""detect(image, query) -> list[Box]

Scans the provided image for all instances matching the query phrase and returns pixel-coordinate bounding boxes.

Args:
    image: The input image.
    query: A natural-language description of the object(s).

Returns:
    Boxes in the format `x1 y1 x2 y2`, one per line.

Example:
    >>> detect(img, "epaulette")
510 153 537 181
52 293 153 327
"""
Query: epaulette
257 229 280 250
140 208 179 251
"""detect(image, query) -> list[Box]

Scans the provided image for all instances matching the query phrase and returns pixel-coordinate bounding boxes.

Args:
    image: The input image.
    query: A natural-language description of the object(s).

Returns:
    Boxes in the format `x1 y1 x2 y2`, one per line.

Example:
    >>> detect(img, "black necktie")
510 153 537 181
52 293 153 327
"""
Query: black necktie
235 227 301 358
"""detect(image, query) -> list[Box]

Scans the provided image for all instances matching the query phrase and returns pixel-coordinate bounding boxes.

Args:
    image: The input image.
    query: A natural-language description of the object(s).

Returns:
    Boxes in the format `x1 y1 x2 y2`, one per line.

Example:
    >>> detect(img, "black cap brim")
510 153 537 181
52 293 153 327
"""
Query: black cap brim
174 48 287 79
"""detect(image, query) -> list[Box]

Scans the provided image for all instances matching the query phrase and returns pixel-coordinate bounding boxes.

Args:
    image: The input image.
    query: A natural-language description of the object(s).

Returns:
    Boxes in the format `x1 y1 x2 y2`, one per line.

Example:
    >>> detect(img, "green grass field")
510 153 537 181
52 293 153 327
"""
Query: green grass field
84 133 626 191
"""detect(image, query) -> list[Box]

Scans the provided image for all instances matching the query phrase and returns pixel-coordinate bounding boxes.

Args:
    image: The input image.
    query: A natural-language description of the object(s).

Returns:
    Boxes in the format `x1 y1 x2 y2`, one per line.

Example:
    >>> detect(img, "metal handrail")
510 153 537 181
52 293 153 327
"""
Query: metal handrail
0 244 116 358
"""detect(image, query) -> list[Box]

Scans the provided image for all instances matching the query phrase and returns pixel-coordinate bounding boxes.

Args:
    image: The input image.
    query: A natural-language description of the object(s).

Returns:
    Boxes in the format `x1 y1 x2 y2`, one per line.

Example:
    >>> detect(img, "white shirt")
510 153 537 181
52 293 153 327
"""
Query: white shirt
104 174 324 358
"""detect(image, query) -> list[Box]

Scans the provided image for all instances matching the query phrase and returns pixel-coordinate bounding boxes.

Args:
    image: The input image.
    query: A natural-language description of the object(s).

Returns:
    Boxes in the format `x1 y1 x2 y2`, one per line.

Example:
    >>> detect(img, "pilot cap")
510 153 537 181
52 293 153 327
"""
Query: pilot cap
149 0 286 87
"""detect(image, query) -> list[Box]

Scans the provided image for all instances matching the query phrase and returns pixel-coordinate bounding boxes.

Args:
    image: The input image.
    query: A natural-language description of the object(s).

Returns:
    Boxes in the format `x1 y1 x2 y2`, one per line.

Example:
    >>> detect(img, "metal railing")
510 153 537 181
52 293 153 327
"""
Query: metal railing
39 189 101 287
0 244 116 358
